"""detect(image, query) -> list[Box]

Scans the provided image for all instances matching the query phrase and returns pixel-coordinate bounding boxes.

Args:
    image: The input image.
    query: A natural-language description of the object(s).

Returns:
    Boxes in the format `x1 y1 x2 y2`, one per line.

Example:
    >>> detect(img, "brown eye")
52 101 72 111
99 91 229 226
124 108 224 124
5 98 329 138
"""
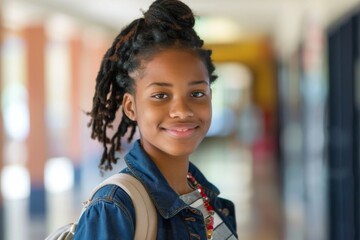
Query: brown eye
191 91 205 98
152 93 168 99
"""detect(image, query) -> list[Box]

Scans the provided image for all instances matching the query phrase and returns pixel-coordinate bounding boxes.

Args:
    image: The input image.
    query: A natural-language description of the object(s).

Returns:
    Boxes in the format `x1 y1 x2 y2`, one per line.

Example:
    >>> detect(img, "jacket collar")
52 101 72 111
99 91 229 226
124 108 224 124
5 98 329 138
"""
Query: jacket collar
124 140 220 219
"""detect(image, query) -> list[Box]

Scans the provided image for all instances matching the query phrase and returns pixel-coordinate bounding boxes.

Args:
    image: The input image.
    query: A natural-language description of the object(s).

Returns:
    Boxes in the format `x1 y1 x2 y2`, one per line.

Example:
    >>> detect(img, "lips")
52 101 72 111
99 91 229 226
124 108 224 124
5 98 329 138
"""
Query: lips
162 123 198 138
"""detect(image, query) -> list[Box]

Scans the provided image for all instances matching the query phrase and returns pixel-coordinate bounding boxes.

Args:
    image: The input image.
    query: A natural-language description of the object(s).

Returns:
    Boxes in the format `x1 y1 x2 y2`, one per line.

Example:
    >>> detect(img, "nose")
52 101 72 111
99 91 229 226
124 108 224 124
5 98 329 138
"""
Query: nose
169 97 194 119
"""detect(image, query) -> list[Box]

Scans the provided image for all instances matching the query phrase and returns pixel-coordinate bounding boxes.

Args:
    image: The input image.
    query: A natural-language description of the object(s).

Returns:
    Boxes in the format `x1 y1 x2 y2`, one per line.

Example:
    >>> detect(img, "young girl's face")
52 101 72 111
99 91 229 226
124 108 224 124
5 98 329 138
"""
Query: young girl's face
123 48 212 160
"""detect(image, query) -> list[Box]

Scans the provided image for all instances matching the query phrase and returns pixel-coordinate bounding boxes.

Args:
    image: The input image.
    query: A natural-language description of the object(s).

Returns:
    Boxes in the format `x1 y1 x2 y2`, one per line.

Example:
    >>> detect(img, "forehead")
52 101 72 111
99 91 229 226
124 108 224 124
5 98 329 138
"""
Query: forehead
138 48 208 80
147 48 199 61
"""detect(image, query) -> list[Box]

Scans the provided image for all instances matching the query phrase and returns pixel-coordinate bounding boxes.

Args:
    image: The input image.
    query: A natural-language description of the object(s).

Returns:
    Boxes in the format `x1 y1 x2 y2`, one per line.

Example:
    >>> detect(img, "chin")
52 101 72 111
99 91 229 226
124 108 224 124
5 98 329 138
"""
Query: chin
163 142 199 157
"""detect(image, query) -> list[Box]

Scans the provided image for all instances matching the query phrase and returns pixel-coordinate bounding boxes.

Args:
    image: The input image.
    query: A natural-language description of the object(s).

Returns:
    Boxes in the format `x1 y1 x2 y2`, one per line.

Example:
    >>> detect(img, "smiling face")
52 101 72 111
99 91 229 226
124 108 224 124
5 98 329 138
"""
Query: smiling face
123 48 212 161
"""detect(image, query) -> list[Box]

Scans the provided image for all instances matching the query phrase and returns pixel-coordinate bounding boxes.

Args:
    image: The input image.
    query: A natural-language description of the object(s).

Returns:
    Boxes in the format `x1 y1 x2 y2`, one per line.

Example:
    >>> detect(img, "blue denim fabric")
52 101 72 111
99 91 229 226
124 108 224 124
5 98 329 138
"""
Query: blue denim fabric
74 140 238 239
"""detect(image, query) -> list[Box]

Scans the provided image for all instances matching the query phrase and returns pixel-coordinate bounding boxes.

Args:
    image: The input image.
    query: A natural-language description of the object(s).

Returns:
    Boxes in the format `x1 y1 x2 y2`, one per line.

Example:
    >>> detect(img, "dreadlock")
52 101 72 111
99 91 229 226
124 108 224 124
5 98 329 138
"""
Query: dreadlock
87 0 218 171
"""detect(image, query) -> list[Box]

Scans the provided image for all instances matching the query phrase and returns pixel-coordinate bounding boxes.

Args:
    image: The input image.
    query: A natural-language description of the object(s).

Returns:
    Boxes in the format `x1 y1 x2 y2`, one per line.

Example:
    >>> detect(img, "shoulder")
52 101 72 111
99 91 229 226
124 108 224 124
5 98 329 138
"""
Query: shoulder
74 185 136 240
90 184 135 219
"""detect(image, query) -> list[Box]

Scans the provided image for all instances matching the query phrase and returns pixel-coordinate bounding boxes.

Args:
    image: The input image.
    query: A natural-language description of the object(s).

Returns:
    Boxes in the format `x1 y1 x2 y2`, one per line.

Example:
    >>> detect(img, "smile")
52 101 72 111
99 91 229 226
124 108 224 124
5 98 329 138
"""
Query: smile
163 126 198 138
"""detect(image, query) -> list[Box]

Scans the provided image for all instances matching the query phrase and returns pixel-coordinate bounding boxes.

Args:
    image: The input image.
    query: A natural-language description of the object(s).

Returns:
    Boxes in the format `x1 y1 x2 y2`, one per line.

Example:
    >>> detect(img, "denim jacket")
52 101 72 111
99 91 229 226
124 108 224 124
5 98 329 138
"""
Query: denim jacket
74 140 238 239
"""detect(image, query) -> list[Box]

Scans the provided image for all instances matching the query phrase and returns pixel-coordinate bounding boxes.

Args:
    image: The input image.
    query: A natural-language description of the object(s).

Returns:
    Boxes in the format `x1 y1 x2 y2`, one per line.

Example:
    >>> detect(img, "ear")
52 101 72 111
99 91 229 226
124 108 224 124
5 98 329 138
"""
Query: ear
122 93 137 121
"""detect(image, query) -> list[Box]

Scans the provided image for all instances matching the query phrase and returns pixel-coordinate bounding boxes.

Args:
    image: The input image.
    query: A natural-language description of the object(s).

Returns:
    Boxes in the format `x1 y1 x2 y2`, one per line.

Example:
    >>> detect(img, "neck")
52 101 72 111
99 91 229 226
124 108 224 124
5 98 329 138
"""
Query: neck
147 152 193 195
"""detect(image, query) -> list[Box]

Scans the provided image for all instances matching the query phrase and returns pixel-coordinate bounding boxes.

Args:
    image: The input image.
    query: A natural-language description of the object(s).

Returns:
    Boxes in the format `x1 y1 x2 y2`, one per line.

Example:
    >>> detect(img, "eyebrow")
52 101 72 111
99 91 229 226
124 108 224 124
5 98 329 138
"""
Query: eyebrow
146 80 209 88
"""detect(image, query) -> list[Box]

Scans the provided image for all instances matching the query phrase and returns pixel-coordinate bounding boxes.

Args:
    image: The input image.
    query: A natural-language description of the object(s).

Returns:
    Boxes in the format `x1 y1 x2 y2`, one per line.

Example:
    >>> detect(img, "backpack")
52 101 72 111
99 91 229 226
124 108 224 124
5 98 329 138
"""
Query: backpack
45 173 157 240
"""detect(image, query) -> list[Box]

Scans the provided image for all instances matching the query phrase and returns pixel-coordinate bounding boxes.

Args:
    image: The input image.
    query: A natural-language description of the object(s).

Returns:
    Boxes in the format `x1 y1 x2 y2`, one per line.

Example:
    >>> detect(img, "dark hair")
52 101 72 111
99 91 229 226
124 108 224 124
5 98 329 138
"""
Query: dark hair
87 0 217 171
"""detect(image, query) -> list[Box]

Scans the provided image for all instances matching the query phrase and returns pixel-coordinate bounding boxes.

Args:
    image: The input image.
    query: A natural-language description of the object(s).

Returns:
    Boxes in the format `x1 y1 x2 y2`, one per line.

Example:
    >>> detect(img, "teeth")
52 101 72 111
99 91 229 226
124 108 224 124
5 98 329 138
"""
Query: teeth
176 129 188 132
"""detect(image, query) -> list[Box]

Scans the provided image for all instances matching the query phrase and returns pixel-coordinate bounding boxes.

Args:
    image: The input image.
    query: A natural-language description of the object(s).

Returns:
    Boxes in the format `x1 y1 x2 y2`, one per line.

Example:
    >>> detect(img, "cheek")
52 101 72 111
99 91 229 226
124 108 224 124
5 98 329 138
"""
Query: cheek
135 106 159 129
199 103 212 125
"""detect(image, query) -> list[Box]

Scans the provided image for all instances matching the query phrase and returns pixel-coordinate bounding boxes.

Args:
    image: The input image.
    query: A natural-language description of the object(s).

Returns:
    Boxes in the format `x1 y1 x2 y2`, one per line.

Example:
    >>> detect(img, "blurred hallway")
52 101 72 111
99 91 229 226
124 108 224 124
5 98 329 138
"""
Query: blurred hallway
3 136 282 240
1 1 360 240
193 137 282 240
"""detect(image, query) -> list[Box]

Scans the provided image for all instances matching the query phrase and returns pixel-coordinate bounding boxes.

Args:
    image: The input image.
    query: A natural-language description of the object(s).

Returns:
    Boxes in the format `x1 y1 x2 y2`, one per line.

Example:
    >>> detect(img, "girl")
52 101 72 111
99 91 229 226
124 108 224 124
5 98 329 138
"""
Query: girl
74 0 238 239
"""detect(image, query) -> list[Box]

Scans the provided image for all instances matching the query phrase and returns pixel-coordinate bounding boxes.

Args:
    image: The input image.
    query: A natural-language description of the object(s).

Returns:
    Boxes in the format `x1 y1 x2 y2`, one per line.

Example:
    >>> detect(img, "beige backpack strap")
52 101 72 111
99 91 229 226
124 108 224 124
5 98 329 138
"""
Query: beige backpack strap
93 173 157 240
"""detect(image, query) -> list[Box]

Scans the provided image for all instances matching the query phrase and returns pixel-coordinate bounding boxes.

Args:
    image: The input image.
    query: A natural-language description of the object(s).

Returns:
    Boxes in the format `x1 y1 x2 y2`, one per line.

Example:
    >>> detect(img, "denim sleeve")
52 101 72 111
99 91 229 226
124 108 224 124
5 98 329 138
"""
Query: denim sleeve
74 185 135 240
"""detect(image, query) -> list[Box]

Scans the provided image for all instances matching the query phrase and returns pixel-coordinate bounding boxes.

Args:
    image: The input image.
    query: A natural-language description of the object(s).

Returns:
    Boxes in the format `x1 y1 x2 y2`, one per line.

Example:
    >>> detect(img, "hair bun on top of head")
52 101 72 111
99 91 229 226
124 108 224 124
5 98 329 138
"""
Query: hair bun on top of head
144 0 195 30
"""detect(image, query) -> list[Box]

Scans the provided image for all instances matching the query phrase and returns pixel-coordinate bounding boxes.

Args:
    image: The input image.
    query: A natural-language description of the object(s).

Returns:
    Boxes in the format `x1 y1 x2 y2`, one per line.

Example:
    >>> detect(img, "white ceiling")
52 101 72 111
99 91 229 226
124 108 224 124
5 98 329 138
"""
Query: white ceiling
4 0 360 31
3 0 360 55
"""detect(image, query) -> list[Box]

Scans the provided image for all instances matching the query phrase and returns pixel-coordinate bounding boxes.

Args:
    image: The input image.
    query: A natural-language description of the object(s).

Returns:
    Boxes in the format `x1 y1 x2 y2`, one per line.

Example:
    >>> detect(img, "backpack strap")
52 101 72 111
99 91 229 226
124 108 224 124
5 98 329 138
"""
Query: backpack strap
86 173 157 239
45 173 157 240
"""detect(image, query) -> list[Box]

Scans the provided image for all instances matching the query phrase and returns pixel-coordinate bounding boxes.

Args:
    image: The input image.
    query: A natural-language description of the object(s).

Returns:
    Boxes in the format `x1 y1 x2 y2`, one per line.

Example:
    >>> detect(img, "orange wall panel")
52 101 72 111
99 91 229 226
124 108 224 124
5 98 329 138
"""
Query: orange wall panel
23 25 48 187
